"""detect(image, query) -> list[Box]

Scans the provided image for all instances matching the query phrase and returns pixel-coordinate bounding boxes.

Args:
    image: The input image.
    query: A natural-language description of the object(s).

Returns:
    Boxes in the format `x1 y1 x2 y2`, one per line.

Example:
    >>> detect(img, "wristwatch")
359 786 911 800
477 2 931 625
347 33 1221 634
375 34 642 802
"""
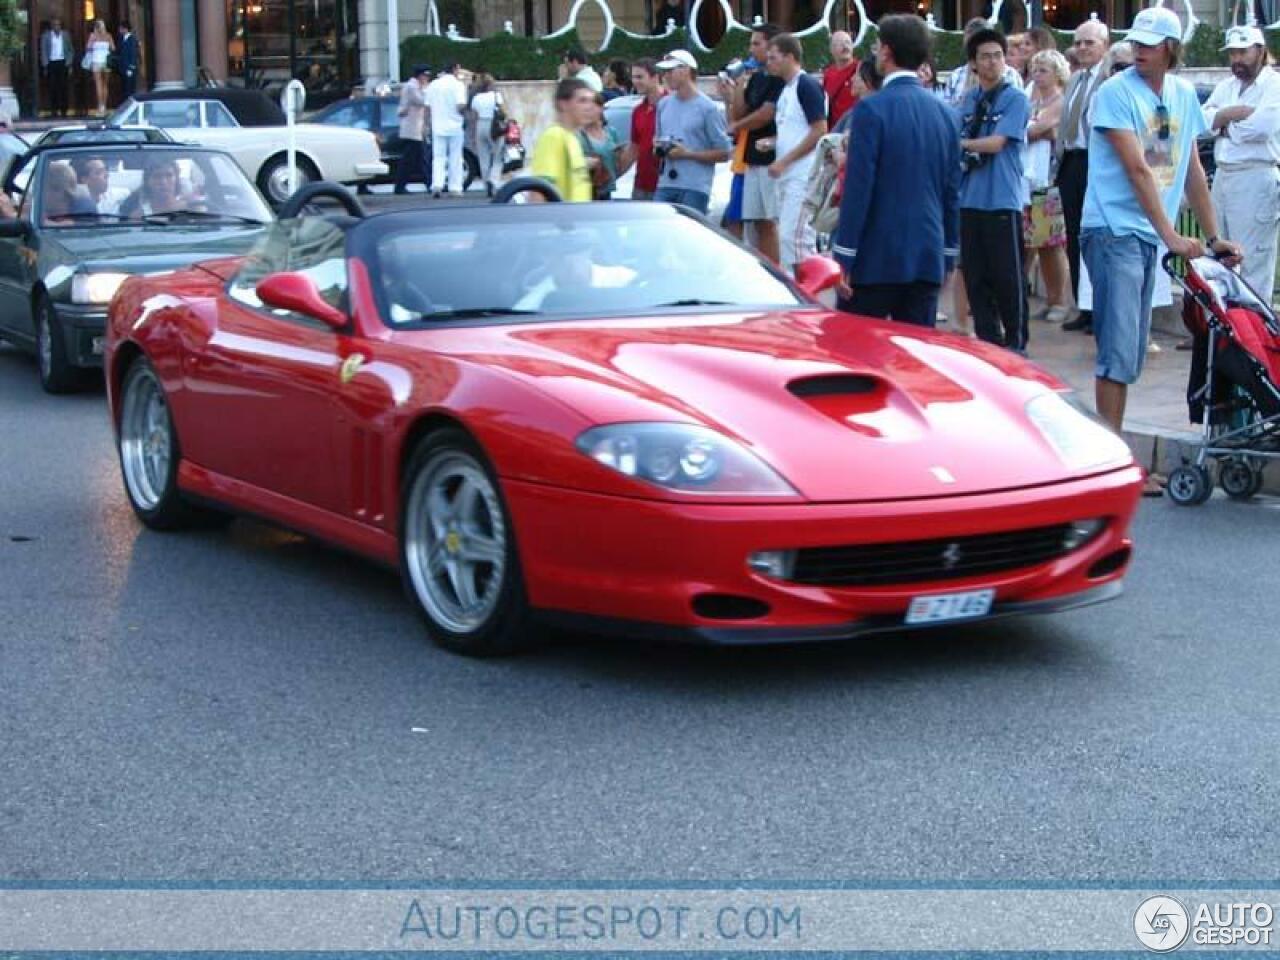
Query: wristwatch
1206 235 1220 249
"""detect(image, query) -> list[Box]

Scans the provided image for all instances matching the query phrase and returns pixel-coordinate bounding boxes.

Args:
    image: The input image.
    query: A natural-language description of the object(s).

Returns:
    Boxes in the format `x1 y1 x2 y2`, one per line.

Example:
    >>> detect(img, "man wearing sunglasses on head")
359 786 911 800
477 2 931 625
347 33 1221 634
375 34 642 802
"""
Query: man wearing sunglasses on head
1081 6 1242 495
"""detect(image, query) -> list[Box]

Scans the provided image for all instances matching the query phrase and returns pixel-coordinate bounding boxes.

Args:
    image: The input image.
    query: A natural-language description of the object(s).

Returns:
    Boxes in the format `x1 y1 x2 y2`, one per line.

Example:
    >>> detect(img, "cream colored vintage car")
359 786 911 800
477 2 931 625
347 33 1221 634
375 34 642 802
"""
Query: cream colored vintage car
107 88 387 204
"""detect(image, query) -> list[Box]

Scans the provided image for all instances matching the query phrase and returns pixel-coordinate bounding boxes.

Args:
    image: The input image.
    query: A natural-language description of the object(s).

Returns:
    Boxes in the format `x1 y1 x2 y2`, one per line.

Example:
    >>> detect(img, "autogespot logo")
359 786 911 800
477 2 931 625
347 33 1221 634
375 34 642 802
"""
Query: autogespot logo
1134 896 1190 952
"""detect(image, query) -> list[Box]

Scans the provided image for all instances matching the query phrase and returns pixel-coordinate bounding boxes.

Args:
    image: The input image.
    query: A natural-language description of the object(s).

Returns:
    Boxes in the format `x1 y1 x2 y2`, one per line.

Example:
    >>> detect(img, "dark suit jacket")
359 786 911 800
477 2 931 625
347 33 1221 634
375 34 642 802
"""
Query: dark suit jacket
118 33 139 75
833 76 961 288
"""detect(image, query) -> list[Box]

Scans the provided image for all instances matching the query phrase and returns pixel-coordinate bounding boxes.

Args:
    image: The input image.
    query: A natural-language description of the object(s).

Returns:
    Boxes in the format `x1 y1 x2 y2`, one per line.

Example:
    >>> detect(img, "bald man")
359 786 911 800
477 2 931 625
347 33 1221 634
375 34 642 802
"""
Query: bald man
823 30 860 127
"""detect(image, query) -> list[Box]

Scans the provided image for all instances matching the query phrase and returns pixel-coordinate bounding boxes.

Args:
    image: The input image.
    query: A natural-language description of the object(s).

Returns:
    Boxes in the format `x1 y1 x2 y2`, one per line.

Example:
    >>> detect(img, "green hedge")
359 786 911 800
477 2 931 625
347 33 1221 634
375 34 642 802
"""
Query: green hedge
403 19 1248 81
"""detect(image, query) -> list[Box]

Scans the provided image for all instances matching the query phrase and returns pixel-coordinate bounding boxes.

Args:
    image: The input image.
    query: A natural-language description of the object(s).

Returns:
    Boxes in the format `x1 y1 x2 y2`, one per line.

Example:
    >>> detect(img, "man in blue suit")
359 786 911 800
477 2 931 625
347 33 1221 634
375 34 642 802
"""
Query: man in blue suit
117 21 139 100
832 14 961 327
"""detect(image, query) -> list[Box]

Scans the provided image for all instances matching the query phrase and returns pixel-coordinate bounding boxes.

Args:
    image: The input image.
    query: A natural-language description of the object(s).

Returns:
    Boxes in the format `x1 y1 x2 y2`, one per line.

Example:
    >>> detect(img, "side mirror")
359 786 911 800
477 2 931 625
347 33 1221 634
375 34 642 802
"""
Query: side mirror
255 272 348 330
794 255 843 299
0 218 32 239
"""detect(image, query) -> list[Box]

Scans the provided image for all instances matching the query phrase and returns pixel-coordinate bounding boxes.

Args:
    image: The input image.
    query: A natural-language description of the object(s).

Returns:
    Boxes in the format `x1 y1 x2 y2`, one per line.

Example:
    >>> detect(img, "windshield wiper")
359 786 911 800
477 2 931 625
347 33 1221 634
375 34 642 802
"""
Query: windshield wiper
142 210 266 225
415 307 543 320
52 211 127 222
651 298 736 307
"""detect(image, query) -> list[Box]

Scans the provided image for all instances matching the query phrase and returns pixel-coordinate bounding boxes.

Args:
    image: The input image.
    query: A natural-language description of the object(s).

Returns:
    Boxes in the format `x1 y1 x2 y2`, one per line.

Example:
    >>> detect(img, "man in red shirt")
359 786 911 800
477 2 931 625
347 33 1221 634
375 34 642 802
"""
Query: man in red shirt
823 30 859 128
627 58 664 200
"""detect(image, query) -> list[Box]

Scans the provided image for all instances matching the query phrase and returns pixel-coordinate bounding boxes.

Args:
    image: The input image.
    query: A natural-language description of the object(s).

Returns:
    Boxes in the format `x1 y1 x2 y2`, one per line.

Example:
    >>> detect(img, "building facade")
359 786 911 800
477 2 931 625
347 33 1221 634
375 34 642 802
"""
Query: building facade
1 0 1235 118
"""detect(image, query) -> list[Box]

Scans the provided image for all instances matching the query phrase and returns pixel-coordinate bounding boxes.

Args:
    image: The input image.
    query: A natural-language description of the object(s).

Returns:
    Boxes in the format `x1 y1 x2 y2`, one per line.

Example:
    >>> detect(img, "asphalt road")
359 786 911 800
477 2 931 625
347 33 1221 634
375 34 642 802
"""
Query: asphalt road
2 340 1279 886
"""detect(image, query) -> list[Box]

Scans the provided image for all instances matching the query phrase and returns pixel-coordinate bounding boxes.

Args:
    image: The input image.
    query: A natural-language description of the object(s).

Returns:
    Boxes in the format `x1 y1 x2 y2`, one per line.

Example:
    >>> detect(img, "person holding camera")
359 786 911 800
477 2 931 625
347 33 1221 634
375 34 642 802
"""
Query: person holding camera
652 50 731 215
958 27 1031 352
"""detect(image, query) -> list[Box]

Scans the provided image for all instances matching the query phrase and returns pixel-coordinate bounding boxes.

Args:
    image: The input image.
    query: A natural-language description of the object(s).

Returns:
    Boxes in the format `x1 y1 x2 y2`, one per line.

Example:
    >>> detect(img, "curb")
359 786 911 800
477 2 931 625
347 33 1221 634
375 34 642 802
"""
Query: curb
1123 426 1280 497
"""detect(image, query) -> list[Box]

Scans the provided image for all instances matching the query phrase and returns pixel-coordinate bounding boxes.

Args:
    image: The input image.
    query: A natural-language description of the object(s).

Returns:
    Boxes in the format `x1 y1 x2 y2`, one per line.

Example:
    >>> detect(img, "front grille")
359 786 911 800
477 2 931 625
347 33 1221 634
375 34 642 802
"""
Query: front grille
791 523 1082 587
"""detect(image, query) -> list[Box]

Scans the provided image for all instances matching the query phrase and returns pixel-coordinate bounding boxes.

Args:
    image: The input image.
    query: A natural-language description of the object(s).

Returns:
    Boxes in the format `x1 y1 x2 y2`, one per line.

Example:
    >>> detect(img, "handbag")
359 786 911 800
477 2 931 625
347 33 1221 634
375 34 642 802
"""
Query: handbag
80 51 92 70
488 93 507 141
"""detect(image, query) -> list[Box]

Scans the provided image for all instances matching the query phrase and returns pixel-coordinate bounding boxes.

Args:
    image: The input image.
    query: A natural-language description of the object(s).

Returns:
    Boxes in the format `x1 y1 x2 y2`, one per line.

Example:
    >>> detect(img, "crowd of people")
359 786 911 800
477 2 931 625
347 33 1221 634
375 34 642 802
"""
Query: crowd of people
525 11 1278 497
37 18 139 118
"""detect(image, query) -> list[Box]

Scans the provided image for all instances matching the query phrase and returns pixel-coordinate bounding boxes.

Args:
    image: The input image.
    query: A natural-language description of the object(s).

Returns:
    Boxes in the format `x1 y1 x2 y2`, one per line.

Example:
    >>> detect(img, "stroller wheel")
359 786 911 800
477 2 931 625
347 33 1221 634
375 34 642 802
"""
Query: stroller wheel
1219 458 1263 500
1168 464 1213 506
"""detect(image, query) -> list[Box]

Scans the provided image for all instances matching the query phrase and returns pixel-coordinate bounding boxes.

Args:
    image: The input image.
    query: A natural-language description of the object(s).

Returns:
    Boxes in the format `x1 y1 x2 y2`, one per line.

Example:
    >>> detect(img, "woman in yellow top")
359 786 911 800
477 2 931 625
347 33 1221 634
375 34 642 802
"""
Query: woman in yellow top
531 78 597 202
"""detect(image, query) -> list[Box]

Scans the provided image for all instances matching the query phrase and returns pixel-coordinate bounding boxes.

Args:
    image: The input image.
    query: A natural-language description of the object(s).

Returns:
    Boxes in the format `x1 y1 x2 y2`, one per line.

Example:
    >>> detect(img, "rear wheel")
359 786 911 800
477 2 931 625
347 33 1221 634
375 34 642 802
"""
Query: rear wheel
1167 464 1213 506
1219 458 1263 500
34 295 79 394
400 429 533 656
118 356 216 529
259 154 319 206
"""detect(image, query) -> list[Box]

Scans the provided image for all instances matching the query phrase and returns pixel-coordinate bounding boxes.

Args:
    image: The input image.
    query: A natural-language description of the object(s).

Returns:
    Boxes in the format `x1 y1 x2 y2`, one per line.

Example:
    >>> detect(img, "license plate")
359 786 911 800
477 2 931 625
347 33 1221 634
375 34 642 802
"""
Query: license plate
904 589 996 625
91 336 104 356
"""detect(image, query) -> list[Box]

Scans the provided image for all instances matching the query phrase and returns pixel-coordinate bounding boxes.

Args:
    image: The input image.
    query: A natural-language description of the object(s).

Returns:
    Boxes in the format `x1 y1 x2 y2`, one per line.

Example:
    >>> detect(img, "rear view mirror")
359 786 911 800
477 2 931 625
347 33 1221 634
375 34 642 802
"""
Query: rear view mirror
256 272 347 329
794 255 843 299
0 218 31 239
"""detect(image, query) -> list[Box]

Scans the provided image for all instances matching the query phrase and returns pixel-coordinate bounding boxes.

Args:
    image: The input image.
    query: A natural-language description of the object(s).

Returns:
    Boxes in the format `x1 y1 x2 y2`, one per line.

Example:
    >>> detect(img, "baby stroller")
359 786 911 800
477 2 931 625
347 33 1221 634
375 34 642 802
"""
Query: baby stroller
1163 253 1280 505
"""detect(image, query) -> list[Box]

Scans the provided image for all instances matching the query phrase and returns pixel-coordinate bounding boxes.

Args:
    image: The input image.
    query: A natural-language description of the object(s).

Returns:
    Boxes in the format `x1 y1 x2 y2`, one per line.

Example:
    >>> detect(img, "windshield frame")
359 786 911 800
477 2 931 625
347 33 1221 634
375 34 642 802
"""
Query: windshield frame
16 144 273 230
354 203 812 331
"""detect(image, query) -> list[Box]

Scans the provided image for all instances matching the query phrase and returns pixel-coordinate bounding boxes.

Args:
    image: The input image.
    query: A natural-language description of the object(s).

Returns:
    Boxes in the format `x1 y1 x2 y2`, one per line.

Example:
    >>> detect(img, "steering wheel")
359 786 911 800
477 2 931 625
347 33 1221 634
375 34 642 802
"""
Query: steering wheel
492 177 562 204
276 180 368 220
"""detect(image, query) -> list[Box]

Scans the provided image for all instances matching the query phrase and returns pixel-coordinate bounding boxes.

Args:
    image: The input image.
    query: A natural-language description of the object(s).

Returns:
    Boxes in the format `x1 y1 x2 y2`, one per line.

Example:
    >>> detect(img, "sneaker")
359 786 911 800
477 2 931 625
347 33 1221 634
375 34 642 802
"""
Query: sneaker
1147 340 1162 354
1045 306 1069 324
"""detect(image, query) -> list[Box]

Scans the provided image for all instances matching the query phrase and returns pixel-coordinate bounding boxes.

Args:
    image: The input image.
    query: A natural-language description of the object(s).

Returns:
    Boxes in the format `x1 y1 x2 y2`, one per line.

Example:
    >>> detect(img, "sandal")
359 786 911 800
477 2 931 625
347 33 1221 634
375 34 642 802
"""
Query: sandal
1142 473 1166 497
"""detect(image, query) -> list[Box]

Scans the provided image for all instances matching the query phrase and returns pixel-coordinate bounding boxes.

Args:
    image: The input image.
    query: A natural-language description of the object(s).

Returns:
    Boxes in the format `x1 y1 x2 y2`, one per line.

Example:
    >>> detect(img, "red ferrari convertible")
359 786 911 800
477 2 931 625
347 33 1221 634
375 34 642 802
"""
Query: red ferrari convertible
105 187 1143 656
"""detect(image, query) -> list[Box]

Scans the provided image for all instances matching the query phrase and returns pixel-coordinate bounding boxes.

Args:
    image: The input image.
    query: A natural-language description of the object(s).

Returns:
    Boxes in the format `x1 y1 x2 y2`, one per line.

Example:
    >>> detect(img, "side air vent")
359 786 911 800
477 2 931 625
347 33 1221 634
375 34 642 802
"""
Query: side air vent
788 375 879 398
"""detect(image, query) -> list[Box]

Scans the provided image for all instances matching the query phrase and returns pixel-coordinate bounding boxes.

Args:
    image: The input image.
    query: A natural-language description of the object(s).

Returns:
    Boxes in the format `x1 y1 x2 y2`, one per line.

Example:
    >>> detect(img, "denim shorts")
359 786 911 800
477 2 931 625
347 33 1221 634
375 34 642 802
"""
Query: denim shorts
654 186 711 215
1081 228 1157 385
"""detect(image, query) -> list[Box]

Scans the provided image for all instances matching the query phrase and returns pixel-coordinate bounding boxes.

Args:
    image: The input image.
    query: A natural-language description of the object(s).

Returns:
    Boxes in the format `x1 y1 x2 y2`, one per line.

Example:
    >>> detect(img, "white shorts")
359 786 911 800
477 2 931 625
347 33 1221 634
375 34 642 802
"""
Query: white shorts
741 166 779 221
777 173 815 271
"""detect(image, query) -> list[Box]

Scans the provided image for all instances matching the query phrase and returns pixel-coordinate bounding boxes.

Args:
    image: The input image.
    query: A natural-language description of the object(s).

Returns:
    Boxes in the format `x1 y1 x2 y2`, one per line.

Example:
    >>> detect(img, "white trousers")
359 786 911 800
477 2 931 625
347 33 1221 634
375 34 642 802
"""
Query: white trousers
1212 164 1280 304
475 133 503 187
431 131 465 193
777 173 815 273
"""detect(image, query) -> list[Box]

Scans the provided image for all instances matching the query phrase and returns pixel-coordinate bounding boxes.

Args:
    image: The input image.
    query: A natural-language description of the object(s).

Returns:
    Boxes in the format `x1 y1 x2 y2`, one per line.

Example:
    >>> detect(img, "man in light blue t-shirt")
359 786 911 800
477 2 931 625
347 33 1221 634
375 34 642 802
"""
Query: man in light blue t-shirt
653 49 731 215
1081 6 1241 494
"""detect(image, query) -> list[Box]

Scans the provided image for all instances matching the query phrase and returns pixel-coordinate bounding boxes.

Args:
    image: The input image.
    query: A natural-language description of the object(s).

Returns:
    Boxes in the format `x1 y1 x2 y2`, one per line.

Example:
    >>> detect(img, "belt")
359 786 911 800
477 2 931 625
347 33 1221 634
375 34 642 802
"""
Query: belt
1063 148 1088 155
1215 161 1276 170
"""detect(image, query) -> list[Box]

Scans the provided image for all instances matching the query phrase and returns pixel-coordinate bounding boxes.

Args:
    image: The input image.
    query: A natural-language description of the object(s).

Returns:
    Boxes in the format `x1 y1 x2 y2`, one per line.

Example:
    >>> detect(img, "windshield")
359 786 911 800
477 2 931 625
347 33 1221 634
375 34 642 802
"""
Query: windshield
31 147 273 228
374 211 803 326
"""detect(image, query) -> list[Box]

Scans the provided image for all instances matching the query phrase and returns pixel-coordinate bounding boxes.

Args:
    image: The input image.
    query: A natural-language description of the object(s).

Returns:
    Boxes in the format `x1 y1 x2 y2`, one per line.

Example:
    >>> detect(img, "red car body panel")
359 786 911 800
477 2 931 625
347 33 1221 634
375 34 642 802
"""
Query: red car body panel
106 256 1144 640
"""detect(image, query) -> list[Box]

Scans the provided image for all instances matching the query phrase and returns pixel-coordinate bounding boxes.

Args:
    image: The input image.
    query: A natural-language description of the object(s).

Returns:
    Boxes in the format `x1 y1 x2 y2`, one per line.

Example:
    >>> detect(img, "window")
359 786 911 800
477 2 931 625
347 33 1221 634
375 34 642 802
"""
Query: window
204 101 240 128
378 100 400 134
228 218 349 327
143 100 204 129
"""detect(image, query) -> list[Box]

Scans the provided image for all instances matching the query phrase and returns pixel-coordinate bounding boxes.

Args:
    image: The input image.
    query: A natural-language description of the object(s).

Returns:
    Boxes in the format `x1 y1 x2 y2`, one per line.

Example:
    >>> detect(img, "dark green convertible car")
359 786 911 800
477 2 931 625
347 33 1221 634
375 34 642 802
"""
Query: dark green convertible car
0 141 273 392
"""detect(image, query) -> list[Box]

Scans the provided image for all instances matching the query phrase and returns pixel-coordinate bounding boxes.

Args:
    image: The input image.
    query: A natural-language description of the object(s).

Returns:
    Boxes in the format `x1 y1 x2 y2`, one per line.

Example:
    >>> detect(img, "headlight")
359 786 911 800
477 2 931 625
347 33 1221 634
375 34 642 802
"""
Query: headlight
576 423 796 496
1025 392 1132 472
71 272 130 305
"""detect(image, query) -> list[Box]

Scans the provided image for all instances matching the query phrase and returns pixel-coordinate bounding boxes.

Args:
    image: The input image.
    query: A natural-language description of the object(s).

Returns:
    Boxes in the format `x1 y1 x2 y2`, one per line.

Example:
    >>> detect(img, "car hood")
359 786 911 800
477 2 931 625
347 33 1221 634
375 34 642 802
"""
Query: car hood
48 224 268 274
421 309 1120 502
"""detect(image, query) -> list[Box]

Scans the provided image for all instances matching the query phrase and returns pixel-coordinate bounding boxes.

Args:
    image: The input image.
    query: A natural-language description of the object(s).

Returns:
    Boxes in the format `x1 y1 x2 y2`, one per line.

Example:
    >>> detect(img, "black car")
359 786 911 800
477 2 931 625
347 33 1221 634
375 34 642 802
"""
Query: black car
311 94 480 191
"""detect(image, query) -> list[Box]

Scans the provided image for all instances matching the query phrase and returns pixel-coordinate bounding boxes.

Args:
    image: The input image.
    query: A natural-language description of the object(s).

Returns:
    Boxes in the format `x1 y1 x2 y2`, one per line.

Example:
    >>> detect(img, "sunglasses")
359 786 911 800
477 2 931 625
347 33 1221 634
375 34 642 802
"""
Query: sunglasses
1155 103 1170 141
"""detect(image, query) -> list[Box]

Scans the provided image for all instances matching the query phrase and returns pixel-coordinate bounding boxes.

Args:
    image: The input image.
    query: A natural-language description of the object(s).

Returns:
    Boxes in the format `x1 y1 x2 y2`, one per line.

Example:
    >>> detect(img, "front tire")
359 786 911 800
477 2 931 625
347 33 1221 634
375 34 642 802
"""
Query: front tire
1167 464 1213 506
118 356 207 529
35 295 79 394
400 429 533 656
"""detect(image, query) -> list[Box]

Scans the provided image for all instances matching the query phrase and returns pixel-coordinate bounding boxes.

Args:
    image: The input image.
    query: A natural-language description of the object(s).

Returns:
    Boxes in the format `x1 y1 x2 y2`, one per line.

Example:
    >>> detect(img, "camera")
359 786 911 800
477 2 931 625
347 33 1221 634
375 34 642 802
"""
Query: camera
653 136 679 159
962 150 988 173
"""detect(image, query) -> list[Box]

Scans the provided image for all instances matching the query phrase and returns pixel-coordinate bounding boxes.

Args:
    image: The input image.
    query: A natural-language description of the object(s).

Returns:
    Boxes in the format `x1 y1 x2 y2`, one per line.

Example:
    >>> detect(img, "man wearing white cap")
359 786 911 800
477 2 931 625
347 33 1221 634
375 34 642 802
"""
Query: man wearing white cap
1202 24 1280 303
652 49 731 215
1081 5 1241 494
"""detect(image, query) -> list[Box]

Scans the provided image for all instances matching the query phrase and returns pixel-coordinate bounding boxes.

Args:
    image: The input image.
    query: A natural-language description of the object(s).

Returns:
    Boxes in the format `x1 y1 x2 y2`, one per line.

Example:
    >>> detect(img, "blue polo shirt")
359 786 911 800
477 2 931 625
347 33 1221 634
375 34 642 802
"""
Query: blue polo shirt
1082 68 1207 247
958 81 1028 211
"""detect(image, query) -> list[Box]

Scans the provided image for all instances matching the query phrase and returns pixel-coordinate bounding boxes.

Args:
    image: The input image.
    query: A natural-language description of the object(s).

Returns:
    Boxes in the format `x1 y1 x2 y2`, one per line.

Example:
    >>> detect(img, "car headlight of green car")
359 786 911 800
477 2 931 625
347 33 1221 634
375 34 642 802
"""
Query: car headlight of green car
71 271 131 305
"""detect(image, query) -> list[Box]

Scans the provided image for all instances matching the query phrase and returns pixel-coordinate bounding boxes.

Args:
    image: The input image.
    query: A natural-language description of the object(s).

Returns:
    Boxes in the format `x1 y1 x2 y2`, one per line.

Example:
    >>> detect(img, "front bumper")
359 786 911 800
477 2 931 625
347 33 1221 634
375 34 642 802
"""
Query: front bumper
504 465 1144 644
354 161 390 178
53 302 107 368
